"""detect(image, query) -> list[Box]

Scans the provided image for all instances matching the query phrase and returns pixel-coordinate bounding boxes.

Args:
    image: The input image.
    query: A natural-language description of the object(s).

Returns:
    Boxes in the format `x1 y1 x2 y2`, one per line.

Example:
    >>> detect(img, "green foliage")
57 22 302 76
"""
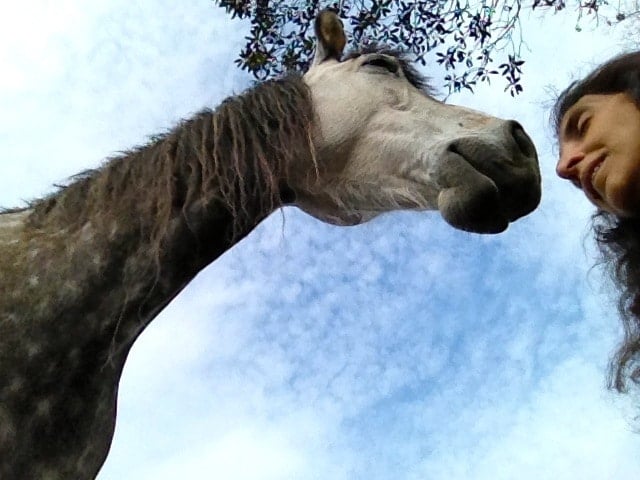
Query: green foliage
214 0 626 95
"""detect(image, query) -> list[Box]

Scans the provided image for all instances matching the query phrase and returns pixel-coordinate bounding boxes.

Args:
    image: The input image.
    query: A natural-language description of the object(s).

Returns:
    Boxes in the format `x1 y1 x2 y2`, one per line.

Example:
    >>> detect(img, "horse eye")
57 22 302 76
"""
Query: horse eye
362 57 399 74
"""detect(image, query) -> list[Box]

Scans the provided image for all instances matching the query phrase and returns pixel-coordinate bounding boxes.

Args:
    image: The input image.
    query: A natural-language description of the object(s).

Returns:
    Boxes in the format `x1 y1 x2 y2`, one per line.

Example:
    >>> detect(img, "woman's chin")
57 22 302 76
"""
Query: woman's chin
600 190 640 218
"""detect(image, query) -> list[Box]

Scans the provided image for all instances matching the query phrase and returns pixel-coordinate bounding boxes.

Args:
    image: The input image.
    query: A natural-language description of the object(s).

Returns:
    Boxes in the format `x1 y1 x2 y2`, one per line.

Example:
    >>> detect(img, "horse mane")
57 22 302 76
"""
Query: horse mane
21 74 315 250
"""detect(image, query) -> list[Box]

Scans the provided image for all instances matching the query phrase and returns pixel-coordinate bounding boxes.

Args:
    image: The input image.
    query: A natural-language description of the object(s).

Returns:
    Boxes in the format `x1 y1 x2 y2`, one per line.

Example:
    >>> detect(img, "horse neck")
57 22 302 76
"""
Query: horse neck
0 75 313 479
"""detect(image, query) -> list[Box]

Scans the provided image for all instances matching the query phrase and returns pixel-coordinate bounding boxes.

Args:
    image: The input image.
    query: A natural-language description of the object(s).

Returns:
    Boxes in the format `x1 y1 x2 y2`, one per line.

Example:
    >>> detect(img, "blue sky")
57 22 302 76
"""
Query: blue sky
2 1 640 479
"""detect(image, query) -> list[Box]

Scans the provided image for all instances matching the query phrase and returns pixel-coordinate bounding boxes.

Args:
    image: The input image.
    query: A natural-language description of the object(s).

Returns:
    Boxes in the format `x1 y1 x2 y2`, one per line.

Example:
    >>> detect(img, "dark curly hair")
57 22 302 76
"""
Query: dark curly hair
553 51 640 392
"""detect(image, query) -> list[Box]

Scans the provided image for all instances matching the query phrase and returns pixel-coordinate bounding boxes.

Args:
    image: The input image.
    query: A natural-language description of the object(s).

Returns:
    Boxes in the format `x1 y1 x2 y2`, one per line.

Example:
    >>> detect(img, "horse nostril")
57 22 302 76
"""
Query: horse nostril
447 141 462 157
509 121 536 158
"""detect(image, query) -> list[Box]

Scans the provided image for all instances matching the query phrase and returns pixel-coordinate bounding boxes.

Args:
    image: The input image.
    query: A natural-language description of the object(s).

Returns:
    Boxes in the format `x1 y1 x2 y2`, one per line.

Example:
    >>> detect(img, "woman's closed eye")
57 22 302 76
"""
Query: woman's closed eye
577 114 591 137
563 109 588 140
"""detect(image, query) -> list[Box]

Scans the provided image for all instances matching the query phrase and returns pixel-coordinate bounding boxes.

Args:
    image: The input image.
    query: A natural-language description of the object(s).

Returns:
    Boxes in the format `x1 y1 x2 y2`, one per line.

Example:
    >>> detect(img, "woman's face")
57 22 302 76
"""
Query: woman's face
556 92 640 217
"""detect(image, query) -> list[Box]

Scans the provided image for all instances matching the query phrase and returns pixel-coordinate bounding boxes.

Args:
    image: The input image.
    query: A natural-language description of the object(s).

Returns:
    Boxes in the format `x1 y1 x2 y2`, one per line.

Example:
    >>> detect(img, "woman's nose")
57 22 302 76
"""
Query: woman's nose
556 145 584 180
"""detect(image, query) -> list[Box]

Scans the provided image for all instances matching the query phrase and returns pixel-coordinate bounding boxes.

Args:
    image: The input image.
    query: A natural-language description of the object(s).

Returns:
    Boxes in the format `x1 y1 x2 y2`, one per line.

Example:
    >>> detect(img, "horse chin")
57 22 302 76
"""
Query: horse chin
437 184 509 234
442 211 509 234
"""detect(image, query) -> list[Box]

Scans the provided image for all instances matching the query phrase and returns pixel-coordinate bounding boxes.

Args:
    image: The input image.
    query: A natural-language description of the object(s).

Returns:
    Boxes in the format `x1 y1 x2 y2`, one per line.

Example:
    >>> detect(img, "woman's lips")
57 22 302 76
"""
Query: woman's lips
580 155 605 204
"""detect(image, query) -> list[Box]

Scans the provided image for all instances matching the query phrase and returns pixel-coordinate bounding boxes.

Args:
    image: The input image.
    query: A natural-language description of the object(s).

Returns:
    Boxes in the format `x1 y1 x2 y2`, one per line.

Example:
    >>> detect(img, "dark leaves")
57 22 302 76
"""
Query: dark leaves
212 0 619 96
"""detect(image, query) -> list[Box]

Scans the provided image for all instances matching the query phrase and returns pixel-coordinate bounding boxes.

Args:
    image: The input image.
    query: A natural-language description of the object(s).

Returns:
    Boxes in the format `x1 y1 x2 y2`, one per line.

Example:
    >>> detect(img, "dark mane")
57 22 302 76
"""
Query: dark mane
343 44 436 96
21 74 314 252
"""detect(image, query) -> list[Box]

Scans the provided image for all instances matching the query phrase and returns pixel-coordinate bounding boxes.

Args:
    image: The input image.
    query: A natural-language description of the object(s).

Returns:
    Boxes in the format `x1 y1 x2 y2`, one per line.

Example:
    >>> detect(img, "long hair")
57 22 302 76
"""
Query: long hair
553 51 640 392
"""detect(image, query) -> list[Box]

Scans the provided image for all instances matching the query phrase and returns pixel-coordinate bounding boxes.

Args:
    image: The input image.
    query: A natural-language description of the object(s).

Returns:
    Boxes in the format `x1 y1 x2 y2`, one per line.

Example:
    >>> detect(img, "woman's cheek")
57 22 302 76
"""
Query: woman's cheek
605 168 640 216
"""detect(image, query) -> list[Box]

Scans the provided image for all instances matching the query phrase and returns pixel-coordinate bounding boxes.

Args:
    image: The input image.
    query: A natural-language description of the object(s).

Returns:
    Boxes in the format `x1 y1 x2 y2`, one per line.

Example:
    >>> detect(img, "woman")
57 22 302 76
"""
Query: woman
554 51 640 392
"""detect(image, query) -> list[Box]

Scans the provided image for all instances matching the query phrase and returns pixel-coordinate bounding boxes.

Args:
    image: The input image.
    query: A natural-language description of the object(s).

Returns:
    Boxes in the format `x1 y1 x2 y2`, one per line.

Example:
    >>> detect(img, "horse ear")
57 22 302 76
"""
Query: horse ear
312 9 346 65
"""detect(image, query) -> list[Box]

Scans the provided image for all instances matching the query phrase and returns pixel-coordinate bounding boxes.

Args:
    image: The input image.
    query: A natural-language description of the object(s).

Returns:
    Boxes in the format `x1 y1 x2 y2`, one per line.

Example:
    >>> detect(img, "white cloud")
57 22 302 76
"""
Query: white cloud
136 426 308 480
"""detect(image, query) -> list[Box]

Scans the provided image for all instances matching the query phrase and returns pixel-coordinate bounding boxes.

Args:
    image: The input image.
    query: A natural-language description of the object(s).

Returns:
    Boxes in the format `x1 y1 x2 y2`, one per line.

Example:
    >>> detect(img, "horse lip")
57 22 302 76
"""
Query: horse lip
450 148 540 219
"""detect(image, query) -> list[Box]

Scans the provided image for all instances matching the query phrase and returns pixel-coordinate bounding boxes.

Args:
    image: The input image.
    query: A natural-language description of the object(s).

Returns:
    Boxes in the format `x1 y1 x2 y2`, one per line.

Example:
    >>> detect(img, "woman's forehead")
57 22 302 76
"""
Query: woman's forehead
564 94 605 115
560 93 624 129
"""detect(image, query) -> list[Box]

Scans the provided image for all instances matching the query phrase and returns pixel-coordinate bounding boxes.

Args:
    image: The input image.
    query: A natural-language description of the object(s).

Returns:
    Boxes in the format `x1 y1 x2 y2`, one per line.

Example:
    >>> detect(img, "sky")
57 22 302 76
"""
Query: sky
2 1 640 479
